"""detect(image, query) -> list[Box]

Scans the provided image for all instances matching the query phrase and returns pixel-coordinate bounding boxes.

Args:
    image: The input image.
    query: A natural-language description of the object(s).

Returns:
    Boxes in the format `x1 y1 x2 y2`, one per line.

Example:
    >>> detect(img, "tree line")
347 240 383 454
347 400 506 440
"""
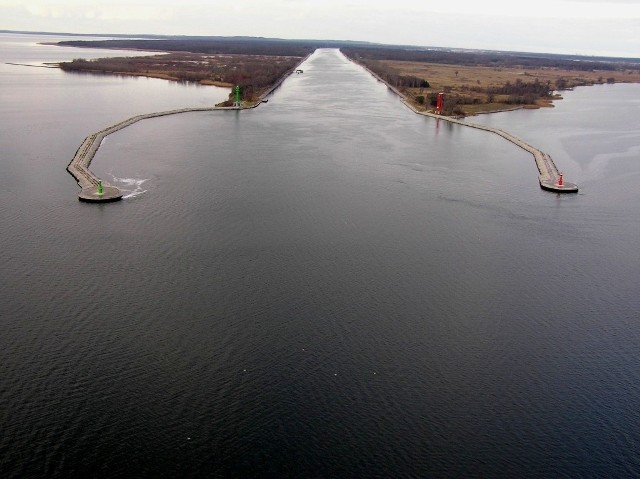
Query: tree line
358 59 429 88
59 53 301 101
341 46 639 73
58 38 315 58
484 78 552 105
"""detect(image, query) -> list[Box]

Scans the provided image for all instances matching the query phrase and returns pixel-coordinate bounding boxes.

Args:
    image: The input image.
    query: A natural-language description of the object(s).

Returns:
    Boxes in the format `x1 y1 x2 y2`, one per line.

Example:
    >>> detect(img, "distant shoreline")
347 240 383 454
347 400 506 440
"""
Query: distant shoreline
5 62 57 68
30 33 640 116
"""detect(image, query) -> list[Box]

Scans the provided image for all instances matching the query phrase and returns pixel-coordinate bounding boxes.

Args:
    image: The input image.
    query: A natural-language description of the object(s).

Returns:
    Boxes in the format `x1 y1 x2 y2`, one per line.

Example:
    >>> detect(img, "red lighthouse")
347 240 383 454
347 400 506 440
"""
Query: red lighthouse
436 92 444 114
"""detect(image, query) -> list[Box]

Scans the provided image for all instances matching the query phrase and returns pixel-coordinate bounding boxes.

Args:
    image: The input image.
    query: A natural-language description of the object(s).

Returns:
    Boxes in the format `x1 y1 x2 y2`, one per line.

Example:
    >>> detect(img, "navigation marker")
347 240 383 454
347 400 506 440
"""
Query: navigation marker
234 85 241 107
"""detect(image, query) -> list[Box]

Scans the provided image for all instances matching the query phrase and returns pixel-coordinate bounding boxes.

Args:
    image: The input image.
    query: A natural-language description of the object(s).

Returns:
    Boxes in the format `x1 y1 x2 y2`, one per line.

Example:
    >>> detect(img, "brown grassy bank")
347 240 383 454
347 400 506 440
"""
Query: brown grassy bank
342 48 640 116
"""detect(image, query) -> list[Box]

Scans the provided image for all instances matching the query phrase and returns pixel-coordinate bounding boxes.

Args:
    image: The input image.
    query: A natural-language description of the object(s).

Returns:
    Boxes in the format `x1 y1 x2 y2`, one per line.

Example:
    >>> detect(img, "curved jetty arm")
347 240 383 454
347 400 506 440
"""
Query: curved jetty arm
402 101 577 193
357 59 578 193
66 106 240 202
66 54 312 202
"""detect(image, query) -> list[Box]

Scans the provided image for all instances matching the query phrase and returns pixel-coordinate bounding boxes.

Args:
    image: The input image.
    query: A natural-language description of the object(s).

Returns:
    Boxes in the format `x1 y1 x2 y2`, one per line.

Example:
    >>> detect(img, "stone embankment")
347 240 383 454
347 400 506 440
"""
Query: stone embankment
67 106 239 201
68 56 311 202
410 105 578 193
358 60 578 193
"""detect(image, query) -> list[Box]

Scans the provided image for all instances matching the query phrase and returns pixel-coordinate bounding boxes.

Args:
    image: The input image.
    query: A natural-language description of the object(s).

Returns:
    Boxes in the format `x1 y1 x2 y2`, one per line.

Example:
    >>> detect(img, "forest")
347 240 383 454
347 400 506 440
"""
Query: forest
59 52 304 103
340 45 640 72
57 37 351 57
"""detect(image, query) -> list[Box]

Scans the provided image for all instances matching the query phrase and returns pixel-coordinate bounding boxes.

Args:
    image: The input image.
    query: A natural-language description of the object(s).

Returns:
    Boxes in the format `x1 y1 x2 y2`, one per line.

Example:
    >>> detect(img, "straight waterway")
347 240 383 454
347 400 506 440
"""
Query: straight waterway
70 49 577 200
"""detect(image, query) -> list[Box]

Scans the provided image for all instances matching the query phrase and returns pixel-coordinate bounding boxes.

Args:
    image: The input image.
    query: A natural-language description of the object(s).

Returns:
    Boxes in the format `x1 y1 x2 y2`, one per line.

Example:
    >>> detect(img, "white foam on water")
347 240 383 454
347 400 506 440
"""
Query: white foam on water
108 174 149 199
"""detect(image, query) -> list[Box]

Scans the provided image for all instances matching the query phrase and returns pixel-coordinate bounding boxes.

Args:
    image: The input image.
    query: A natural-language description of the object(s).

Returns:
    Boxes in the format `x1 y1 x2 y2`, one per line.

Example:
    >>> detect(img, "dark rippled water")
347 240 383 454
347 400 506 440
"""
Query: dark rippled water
2 36 640 478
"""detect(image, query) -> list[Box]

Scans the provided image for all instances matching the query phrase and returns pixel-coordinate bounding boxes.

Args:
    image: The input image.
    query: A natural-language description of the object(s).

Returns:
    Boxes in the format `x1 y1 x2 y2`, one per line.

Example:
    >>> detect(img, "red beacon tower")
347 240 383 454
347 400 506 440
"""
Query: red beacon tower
435 92 444 114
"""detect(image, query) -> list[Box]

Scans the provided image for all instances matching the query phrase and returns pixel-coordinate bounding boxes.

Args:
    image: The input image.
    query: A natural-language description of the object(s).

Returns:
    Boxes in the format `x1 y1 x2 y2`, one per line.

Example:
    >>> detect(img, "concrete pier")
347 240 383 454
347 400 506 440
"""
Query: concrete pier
359 61 578 193
66 55 312 202
411 108 578 193
67 106 240 202
78 184 124 202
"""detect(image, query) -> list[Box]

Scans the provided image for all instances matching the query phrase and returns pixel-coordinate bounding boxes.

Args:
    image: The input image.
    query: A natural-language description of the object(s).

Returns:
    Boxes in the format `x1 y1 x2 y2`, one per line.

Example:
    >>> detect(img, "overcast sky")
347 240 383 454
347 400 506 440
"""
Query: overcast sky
1 0 639 57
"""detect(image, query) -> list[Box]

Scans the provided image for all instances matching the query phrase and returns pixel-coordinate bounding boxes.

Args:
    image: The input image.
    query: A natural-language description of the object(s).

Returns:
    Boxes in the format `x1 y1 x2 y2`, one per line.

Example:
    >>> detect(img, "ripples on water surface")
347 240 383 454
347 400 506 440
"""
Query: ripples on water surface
1 38 640 477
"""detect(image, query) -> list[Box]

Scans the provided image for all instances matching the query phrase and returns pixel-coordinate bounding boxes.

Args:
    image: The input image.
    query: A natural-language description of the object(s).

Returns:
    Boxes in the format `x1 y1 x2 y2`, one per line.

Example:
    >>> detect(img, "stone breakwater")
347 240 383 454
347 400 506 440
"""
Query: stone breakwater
407 104 578 193
67 106 239 201
356 60 578 193
67 56 312 201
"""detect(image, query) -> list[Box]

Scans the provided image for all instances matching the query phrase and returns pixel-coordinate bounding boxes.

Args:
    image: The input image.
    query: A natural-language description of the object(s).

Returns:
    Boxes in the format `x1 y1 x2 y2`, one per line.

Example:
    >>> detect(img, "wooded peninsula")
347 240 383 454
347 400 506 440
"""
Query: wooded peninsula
57 37 640 114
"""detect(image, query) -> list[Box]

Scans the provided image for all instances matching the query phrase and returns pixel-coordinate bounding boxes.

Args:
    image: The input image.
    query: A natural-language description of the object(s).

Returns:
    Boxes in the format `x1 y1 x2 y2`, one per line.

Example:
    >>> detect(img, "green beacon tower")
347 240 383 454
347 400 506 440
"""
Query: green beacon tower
234 85 241 107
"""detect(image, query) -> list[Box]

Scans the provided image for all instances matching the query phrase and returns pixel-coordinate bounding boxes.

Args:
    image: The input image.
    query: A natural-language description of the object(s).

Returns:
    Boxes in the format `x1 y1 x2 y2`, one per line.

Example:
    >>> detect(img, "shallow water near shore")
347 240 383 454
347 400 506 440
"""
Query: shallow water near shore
1 36 640 477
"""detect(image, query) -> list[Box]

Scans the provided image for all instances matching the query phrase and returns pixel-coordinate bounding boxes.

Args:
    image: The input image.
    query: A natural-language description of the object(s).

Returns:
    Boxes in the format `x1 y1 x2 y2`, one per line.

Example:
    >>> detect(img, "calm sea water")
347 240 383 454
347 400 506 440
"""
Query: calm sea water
1 35 639 478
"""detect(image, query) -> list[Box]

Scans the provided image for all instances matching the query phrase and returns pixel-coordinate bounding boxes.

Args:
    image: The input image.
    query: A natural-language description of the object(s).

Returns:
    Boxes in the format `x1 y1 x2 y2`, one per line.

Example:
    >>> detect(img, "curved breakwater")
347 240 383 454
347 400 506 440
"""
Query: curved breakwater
66 54 313 201
358 61 578 193
67 105 239 201
409 105 578 192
